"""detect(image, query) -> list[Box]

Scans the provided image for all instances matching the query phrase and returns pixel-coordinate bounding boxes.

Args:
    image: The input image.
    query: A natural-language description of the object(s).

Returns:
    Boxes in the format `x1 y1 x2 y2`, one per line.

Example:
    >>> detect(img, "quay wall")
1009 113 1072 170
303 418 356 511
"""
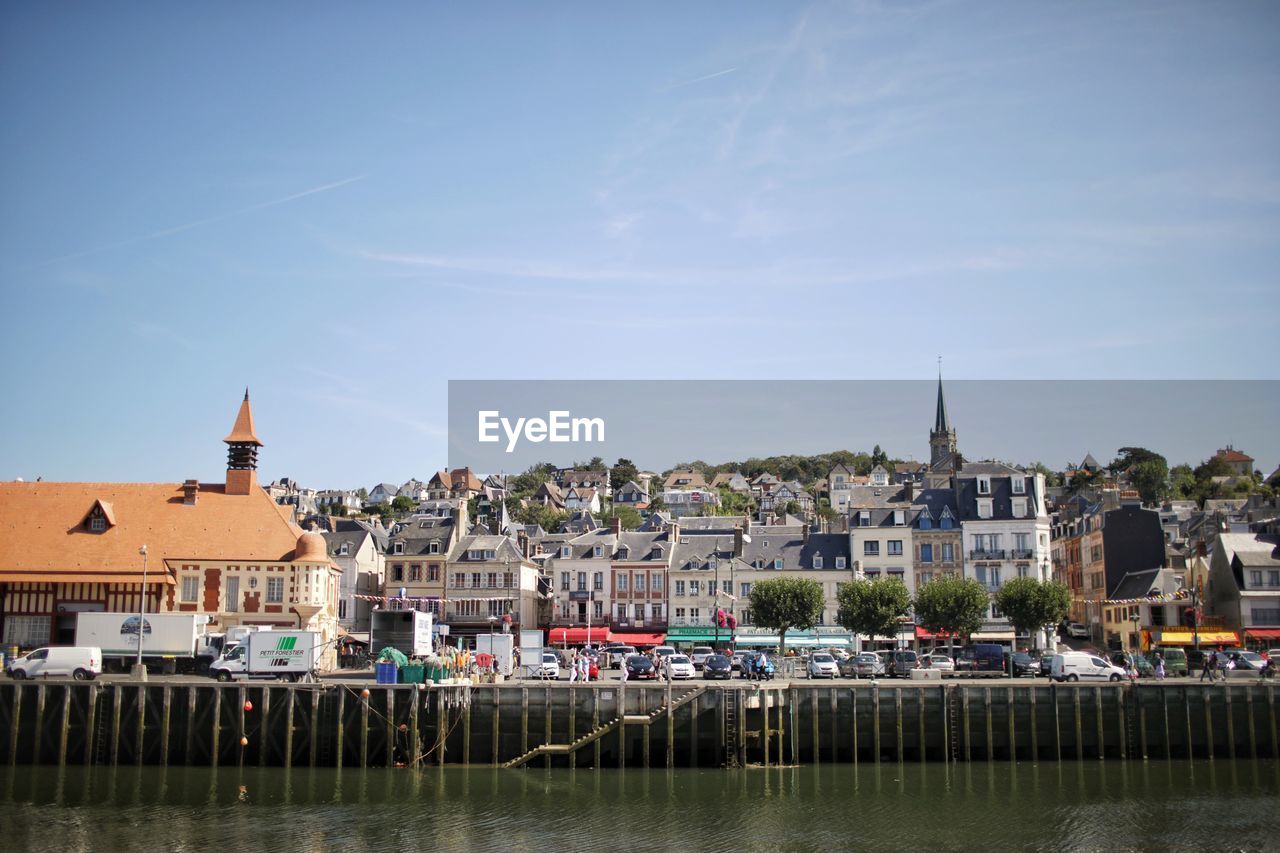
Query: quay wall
1 681 1276 769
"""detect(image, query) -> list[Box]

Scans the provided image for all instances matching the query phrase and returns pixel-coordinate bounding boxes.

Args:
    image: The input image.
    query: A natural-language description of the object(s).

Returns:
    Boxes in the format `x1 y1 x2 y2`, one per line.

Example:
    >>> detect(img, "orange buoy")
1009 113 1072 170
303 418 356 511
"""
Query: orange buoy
360 688 370 699
243 700 254 712
239 736 249 747
398 723 408 732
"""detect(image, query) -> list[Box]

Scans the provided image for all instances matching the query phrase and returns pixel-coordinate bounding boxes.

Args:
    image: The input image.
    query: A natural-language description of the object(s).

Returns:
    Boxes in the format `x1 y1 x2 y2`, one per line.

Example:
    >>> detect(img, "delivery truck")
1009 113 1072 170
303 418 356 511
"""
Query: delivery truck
75 612 222 673
370 609 434 657
208 630 323 682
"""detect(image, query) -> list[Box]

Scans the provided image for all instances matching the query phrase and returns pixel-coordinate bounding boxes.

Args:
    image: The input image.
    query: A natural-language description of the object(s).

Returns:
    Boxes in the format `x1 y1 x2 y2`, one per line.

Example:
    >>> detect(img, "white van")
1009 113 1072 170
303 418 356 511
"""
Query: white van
6 646 102 680
1050 651 1125 683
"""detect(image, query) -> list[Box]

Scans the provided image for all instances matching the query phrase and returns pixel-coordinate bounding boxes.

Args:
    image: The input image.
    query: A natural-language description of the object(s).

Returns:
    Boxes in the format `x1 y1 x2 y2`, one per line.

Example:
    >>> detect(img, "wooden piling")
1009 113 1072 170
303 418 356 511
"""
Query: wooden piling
872 687 881 763
57 685 71 766
1029 686 1038 761
136 684 147 765
1094 687 1104 760
161 686 172 767
689 693 698 768
918 689 927 763
520 687 529 758
1204 690 1214 760
386 688 397 767
111 685 123 766
1225 686 1237 760
1007 687 1016 761
259 687 270 767
1160 686 1170 759
34 684 46 765
411 688 421 767
335 688 345 769
359 688 370 767
284 688 295 769
435 686 446 767
851 687 858 764
1052 685 1061 762
1116 686 1126 760
1183 686 1194 761
461 691 471 767
763 690 772 767
208 686 221 763
1073 688 1083 759
895 689 904 763
666 680 674 769
309 689 319 767
84 684 98 767
812 687 820 763
1268 685 1277 760
1139 687 1149 759
9 683 22 766
236 685 246 767
984 687 993 762
962 688 971 763
1245 685 1257 761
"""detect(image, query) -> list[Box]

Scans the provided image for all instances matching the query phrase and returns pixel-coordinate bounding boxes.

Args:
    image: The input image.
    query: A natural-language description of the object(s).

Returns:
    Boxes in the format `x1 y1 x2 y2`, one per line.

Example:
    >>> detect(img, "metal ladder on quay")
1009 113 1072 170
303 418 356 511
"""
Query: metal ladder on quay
724 689 739 767
946 686 960 762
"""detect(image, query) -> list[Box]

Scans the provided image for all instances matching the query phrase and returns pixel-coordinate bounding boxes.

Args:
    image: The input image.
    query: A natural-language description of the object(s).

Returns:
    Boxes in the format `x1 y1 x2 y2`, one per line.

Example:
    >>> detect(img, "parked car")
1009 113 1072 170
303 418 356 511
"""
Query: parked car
1065 622 1089 640
954 644 1006 676
665 654 696 680
537 651 561 679
5 646 101 680
1108 651 1154 678
887 650 920 678
607 645 637 669
924 653 955 674
624 655 658 680
729 652 746 671
1155 647 1188 677
689 647 715 670
1050 652 1126 682
807 652 840 679
653 646 677 662
703 654 733 680
738 652 759 679
843 652 886 678
1008 652 1038 677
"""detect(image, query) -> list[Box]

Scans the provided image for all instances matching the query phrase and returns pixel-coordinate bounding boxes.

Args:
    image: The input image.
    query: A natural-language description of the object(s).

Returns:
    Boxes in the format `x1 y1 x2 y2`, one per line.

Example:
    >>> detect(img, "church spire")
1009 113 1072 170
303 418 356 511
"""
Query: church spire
934 372 950 434
929 362 957 470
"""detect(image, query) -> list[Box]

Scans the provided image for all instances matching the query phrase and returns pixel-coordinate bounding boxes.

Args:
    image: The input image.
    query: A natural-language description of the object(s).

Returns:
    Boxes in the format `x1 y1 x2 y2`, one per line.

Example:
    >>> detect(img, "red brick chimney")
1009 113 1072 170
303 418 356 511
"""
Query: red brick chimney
610 516 622 535
182 479 199 506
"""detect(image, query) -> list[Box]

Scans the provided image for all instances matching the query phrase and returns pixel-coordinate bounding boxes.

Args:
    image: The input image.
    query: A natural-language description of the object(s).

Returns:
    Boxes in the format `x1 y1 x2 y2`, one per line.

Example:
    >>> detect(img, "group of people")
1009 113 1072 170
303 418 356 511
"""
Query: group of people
1122 651 1167 681
1198 651 1276 682
567 649 597 683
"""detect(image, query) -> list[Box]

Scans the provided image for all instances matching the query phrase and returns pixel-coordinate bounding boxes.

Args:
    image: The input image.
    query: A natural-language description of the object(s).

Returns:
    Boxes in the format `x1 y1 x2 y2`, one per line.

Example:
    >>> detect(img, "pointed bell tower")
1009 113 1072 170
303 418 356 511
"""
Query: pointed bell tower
224 389 263 495
929 369 956 468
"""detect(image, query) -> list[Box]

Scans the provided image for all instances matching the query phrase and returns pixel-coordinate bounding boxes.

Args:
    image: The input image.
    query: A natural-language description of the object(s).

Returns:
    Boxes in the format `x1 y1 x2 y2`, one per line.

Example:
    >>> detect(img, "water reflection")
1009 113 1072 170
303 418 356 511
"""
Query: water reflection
3 761 1280 852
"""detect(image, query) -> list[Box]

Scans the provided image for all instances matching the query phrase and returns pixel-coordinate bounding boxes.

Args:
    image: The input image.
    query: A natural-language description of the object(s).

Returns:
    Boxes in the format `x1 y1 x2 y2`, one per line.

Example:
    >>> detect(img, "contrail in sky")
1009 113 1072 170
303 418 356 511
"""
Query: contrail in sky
14 174 368 271
661 67 738 91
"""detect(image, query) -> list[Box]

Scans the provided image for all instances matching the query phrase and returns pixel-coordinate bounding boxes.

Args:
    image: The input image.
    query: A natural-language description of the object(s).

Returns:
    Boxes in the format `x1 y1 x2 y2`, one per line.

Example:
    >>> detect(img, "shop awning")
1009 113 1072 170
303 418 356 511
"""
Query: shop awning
610 632 665 646
733 635 779 647
971 631 1016 642
1156 630 1239 645
1243 628 1280 640
811 637 851 647
548 627 612 645
916 627 953 640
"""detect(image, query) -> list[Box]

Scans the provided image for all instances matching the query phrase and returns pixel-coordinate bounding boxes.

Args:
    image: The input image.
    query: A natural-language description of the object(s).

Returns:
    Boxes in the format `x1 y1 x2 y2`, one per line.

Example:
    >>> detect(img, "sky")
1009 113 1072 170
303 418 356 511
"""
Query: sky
1 2 1277 488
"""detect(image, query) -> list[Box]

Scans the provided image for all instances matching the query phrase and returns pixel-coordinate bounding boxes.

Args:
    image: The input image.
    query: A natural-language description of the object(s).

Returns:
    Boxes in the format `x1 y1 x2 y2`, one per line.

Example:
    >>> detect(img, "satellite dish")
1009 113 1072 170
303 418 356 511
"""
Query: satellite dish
741 534 752 543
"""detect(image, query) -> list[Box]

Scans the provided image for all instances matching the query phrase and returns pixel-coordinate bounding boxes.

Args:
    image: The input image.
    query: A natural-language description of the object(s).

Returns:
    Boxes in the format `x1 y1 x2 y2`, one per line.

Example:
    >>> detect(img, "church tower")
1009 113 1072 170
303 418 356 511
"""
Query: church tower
224 389 263 496
929 373 957 468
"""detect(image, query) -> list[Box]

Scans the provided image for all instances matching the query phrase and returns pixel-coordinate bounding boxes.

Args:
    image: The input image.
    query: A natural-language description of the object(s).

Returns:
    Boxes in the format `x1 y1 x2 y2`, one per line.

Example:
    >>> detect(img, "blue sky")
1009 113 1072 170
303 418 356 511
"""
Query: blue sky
1 2 1277 487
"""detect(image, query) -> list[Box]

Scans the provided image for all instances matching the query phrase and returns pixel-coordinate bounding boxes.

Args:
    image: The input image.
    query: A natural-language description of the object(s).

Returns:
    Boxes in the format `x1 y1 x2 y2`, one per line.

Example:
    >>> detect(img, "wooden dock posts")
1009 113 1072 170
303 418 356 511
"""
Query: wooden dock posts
0 680 1277 769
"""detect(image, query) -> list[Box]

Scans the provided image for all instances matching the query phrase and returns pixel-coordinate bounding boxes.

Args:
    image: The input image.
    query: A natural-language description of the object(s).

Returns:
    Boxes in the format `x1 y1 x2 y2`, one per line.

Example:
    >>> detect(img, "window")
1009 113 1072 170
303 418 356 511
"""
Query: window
471 573 482 589
488 572 499 588
410 564 422 582
676 580 686 596
504 572 514 589
577 572 587 591
89 516 107 532
429 541 440 554
942 543 954 562
918 515 931 530
892 510 905 526
428 564 440 582
393 542 404 555
1012 477 1025 495
722 580 731 594
392 564 404 582
1012 498 1026 518
740 582 751 597
991 603 1003 619
267 577 283 603
594 545 603 558
651 574 662 592
920 544 933 563
1250 571 1263 586
225 577 239 612
835 557 846 569
690 608 700 621
974 565 986 585
1270 571 1280 587
3 616 51 647
858 512 870 527
675 607 686 620
634 603 645 620
709 558 718 570
338 542 350 556
977 477 991 495
864 541 879 556
1014 533 1030 552
651 603 663 619
977 499 993 519
181 576 199 603
773 558 784 570
617 575 628 592
690 580 701 596
888 541 903 556
561 572 570 591
338 599 347 620
1252 608 1280 626
813 555 823 569
593 601 603 619
561 546 571 558
940 516 953 530
593 572 603 591
989 567 1001 588
1150 606 1166 627
452 572 466 588
920 571 934 585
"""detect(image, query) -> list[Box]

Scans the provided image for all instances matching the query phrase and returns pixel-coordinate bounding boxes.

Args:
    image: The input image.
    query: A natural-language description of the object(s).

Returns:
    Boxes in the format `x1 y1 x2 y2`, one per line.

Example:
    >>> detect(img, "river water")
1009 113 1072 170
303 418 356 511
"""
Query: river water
4 761 1279 851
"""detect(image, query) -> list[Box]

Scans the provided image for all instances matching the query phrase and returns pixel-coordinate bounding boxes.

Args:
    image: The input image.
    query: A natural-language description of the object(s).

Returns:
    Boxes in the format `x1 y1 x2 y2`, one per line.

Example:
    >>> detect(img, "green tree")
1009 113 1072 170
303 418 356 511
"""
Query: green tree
717 486 755 517
816 497 837 523
1128 458 1170 505
390 495 415 516
356 487 369 501
1027 461 1062 488
1169 464 1195 499
870 445 889 469
992 578 1071 652
836 577 911 643
509 462 556 498
783 500 801 517
598 505 642 530
912 575 989 657
367 501 393 518
611 458 639 489
748 577 825 658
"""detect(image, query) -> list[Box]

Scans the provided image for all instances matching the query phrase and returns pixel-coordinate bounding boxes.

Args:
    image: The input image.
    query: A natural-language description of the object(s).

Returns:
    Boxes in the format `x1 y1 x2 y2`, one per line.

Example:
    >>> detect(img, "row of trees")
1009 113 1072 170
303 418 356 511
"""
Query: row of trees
748 575 1071 658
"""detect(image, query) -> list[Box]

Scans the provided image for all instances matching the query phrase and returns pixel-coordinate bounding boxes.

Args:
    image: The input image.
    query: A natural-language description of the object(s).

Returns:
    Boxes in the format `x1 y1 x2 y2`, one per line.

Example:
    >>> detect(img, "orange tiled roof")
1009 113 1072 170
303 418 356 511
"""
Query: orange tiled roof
450 467 483 491
1215 448 1253 463
0 481 308 582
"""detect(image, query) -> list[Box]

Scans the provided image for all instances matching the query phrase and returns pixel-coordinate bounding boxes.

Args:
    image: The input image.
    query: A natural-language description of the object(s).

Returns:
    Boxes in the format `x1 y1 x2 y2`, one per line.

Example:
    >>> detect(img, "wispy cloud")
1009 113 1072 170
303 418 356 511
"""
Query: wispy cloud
15 175 367 272
660 67 738 92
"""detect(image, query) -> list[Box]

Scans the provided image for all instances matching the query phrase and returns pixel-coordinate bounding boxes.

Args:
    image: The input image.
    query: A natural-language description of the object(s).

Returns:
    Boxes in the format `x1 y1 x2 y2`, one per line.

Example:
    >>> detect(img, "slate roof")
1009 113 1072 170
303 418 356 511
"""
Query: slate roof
739 532 851 571
1109 568 1161 600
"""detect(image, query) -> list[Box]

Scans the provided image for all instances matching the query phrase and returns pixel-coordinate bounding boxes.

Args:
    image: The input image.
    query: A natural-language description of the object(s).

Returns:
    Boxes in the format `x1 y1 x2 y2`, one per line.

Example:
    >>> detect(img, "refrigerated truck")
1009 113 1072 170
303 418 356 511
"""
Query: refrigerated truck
74 612 221 673
208 630 323 682
475 633 515 677
370 609 434 657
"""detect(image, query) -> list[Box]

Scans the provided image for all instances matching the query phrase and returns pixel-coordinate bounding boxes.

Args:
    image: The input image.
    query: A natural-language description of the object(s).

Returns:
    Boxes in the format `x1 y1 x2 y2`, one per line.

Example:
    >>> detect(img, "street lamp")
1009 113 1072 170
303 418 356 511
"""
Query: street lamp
133 545 149 680
1130 612 1141 656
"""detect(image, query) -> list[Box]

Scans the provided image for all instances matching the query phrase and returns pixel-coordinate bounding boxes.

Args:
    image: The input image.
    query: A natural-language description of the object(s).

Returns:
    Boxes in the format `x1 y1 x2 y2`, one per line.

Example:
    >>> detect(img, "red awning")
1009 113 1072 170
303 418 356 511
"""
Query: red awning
916 627 952 640
548 627 612 645
611 632 666 647
1244 628 1280 640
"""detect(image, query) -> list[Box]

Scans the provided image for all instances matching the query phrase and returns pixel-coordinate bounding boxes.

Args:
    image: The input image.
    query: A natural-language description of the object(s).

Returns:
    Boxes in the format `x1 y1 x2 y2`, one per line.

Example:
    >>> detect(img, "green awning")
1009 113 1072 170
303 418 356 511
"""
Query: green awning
734 635 780 647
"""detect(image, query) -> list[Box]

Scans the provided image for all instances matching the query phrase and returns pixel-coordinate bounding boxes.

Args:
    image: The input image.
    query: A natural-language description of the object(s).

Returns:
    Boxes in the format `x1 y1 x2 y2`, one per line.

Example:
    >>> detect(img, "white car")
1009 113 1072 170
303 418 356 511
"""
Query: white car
653 645 677 661
665 654 696 680
6 646 101 680
924 654 955 673
689 646 715 669
1050 652 1126 682
807 652 840 679
537 651 560 679
1065 622 1089 640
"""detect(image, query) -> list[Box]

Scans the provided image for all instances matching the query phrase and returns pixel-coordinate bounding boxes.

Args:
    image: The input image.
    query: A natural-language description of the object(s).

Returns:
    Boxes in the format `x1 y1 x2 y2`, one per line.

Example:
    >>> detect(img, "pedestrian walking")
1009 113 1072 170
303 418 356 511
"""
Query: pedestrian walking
1199 653 1214 682
568 651 580 683
1154 652 1165 681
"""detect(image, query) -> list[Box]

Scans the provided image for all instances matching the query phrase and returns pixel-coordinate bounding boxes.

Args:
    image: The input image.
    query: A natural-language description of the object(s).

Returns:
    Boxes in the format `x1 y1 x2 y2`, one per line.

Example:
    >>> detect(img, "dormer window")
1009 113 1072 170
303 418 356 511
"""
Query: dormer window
89 516 107 532
857 512 870 527
977 499 993 519
593 545 603 558
977 477 991 495
813 555 823 569
561 546 571 558
1012 477 1025 495
773 558 784 570
429 541 440 554
339 543 350 556
893 510 905 526
835 557 847 569
940 515 954 530
393 542 405 555
1012 498 1027 518
709 558 717 570
82 500 116 534
918 514 932 530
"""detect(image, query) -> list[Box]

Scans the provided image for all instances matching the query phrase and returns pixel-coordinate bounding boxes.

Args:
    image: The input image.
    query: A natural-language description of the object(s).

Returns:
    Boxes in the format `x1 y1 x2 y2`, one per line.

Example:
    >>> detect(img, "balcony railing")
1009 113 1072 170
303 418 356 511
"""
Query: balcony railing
1011 549 1034 560
970 550 1006 560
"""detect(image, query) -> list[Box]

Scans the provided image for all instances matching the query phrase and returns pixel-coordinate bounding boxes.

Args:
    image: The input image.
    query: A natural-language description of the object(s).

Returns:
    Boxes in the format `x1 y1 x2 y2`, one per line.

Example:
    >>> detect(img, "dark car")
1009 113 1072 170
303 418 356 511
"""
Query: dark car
1009 652 1038 677
738 652 759 679
702 654 733 680
624 654 658 680
955 644 1006 674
